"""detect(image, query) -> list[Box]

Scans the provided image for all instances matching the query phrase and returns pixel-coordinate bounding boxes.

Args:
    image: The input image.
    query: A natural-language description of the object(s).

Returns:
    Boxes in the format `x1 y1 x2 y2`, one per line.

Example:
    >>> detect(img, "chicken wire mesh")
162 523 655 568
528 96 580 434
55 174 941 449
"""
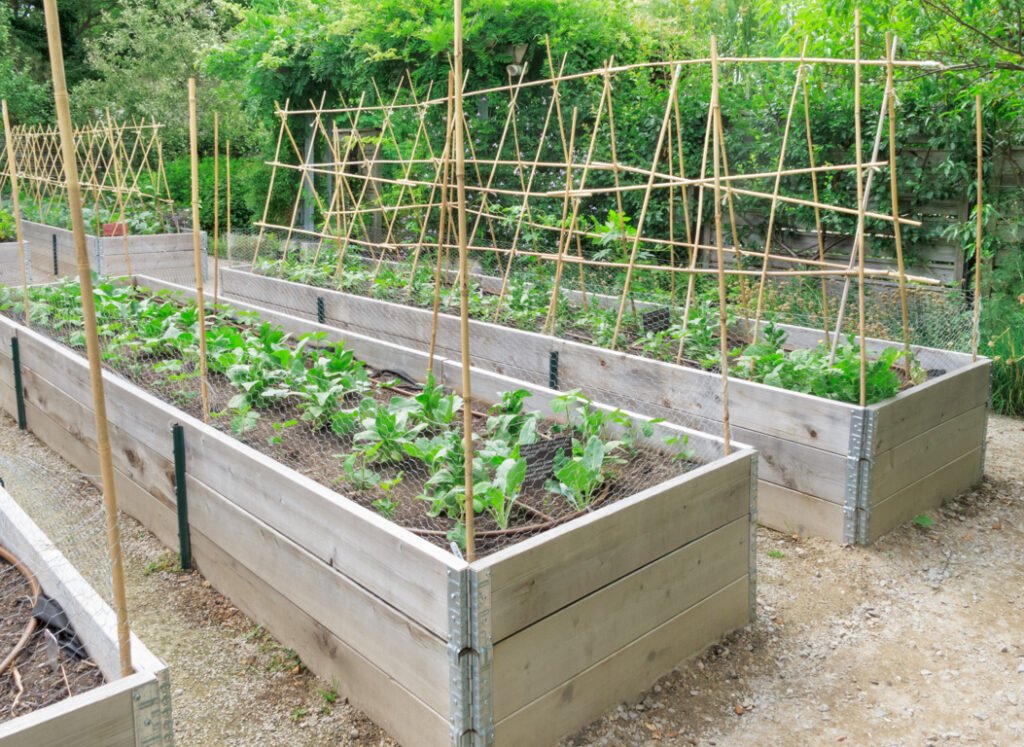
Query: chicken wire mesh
0 449 110 720
0 273 701 558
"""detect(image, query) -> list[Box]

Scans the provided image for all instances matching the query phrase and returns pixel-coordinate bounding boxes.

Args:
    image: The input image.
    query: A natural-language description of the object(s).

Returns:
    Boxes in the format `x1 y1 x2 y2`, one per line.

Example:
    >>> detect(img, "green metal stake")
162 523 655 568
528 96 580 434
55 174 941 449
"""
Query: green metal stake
317 296 325 325
11 338 26 430
172 423 192 570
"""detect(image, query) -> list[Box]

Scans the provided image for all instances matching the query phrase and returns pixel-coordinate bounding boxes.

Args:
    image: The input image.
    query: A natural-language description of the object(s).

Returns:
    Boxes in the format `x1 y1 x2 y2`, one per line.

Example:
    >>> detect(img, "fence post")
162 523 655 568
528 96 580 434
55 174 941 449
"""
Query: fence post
171 424 192 570
10 337 26 430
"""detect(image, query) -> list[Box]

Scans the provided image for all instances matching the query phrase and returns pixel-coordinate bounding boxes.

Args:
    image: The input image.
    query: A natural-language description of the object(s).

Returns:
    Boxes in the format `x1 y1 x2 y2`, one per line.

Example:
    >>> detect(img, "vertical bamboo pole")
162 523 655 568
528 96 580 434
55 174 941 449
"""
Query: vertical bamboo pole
226 139 232 268
452 0 475 561
544 107 579 335
2 102 30 323
675 103 714 364
751 39 809 341
42 0 132 677
428 71 455 373
710 37 732 454
853 11 868 407
610 65 683 350
104 109 133 278
188 78 211 422
828 66 892 358
801 54 831 337
972 94 983 362
255 101 289 259
213 112 220 304
885 34 912 376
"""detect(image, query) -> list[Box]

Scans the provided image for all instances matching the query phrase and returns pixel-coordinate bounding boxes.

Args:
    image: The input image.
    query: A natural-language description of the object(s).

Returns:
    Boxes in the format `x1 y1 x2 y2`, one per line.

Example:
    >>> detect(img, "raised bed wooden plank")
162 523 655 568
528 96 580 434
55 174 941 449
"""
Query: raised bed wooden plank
2 315 459 637
870 360 990 453
757 481 847 543
4 352 452 725
188 525 450 747
0 673 149 747
730 425 847 503
477 450 753 643
869 404 988 505
866 447 984 544
491 516 749 721
492 577 750 747
184 473 451 717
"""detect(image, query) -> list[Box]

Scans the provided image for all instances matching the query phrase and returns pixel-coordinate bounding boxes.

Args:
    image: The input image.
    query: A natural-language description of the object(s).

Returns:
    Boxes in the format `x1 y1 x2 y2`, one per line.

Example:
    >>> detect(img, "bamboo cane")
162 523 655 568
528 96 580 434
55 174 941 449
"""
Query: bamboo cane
42 0 133 677
2 101 30 323
453 0 476 562
829 44 898 358
544 107 580 334
254 100 288 258
188 78 211 423
428 72 455 373
676 97 714 364
226 139 232 268
853 11 868 407
751 39 809 341
972 94 983 362
213 112 220 305
801 49 831 339
491 54 568 319
279 56 945 117
610 64 682 350
710 37 732 454
103 110 133 277
885 34 912 376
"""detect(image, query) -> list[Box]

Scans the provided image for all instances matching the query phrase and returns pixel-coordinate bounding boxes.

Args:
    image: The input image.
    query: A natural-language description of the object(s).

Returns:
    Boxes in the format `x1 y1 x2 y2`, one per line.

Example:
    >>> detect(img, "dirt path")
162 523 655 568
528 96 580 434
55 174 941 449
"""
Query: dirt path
569 414 1024 746
0 412 1020 745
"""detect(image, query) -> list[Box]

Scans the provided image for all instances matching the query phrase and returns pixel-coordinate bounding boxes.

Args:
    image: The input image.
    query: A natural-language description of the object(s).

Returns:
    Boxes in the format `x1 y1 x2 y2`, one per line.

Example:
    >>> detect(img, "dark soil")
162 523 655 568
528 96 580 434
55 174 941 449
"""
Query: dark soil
0 558 104 722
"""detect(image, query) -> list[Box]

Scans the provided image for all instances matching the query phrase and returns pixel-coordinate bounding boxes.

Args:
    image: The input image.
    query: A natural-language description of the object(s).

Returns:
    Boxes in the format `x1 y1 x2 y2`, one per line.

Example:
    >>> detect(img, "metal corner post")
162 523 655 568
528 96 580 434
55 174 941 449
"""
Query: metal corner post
856 409 877 545
843 408 866 544
748 455 758 620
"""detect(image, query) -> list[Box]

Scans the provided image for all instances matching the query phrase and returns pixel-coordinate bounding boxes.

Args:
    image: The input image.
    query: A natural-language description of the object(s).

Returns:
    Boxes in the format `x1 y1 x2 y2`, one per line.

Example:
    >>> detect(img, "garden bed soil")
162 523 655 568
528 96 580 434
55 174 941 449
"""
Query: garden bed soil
220 266 990 546
0 280 756 746
0 556 105 722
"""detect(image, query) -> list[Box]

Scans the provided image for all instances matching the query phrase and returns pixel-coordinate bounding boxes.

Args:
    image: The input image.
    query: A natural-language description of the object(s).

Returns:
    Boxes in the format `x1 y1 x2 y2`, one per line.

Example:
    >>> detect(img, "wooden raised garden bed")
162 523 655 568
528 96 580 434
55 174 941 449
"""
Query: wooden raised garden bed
20 220 204 284
0 484 172 746
219 267 990 546
0 277 756 746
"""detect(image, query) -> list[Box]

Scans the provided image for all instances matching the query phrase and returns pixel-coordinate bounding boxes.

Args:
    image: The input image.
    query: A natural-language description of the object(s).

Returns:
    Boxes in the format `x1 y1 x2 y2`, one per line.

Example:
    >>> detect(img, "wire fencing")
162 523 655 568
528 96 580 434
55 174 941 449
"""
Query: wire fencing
0 445 112 720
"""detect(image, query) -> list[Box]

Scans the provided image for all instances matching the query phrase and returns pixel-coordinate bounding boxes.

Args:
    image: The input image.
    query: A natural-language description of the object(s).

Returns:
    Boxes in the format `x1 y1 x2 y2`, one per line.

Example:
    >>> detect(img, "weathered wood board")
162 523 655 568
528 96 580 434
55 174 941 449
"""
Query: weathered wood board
19 220 204 283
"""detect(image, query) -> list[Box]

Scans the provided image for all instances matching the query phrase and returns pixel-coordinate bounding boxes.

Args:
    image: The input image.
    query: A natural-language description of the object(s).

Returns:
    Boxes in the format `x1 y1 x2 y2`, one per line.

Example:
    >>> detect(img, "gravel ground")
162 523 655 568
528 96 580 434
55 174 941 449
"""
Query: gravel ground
0 411 1020 746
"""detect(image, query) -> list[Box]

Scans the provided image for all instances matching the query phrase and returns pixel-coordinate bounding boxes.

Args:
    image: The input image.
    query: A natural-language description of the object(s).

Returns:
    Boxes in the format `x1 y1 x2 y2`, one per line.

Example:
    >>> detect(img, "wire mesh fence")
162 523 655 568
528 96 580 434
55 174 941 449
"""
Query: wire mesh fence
0 274 703 558
0 445 111 720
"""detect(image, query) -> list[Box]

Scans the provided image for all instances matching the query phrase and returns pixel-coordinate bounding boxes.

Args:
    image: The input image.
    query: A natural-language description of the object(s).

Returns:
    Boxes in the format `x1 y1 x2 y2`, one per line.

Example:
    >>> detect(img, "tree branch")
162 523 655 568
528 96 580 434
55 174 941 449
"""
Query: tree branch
920 0 1024 60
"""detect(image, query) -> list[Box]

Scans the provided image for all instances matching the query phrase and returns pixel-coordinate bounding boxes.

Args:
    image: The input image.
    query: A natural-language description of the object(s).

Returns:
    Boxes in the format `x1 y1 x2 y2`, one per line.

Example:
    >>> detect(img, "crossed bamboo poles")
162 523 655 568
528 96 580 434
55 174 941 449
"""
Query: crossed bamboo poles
247 30 977 427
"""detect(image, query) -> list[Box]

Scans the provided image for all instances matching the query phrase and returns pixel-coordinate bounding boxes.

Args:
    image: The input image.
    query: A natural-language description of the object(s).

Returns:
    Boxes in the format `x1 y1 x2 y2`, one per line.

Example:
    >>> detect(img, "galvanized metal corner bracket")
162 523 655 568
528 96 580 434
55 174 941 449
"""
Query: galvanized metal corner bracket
132 669 174 746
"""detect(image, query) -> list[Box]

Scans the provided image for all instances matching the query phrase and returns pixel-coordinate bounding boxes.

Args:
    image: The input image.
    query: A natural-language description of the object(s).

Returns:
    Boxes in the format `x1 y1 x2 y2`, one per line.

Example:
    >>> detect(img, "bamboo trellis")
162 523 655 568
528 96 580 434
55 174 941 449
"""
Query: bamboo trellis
245 30 975 464
2 117 174 231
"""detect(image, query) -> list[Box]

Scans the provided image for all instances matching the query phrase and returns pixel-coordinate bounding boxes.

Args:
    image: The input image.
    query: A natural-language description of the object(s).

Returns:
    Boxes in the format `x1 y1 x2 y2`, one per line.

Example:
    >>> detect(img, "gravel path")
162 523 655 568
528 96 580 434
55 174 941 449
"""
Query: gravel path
0 411 1020 745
